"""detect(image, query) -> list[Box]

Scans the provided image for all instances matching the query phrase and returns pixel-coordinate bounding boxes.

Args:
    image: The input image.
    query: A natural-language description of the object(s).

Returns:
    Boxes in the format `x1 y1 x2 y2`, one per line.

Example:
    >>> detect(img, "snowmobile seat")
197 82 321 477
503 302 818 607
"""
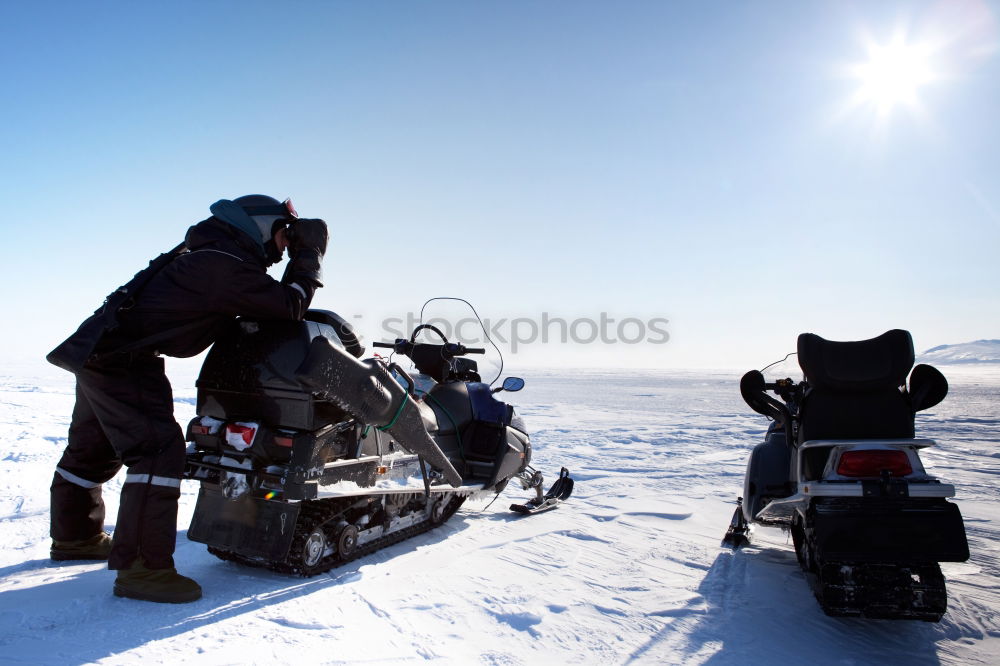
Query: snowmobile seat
196 312 355 430
304 310 365 358
796 329 915 443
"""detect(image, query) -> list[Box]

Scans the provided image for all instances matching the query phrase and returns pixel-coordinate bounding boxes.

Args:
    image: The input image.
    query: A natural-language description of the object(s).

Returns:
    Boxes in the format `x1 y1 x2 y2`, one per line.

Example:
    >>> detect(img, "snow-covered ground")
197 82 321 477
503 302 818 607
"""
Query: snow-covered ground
1 361 998 665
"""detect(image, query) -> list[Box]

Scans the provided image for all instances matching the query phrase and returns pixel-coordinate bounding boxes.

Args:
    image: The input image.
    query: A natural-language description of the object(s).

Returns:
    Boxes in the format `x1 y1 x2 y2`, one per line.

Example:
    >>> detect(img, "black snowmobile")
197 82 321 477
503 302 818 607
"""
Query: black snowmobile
723 329 969 621
183 308 572 576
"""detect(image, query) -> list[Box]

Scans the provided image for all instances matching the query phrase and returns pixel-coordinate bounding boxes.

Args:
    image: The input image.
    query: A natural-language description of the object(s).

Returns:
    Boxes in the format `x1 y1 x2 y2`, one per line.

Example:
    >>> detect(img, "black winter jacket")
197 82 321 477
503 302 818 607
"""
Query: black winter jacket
103 217 321 358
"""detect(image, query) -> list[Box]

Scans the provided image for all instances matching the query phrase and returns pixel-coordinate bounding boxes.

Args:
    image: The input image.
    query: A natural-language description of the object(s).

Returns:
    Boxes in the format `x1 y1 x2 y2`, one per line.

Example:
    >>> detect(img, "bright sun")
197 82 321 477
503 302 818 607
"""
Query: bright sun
848 34 940 119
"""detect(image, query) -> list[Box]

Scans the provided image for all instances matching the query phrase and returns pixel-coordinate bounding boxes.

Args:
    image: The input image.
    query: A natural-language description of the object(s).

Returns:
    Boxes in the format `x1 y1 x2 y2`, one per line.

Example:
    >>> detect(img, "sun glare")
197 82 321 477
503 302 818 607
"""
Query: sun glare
845 32 943 122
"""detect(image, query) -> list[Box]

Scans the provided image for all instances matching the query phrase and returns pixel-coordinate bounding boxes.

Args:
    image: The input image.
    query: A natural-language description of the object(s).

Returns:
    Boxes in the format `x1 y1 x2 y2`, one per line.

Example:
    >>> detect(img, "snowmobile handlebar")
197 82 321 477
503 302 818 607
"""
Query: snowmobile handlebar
740 371 795 429
372 340 486 357
762 377 803 403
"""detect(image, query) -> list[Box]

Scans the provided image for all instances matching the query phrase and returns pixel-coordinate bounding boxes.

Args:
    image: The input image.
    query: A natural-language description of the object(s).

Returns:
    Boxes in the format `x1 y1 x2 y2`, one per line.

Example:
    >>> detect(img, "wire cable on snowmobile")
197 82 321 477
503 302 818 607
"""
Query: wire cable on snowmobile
409 323 448 343
480 490 503 512
418 296 504 385
759 351 797 374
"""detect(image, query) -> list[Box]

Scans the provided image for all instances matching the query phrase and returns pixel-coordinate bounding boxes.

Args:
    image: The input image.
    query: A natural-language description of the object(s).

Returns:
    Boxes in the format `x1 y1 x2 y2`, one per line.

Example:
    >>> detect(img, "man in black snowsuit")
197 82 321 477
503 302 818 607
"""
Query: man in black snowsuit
48 195 328 603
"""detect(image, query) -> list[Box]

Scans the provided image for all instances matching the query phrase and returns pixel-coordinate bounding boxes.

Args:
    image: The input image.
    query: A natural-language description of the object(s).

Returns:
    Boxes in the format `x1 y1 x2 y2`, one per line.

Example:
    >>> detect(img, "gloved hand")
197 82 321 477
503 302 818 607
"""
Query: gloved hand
282 218 327 296
286 218 328 258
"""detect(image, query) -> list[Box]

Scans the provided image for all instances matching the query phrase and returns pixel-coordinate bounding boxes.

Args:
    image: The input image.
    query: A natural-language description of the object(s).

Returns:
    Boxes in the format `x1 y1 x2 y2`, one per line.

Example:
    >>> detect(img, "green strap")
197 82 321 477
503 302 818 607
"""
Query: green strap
377 394 410 431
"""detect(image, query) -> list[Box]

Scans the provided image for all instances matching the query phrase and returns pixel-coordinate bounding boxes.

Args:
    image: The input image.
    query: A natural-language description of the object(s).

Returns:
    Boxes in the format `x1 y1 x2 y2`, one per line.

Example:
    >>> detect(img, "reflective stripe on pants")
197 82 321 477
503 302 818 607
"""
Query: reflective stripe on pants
56 466 102 489
123 473 182 489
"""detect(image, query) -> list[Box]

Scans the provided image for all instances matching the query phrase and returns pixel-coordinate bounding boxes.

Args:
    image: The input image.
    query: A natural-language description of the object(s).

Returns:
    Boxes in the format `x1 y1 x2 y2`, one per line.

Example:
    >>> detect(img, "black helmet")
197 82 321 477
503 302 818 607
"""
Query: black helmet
232 194 298 243
209 194 299 266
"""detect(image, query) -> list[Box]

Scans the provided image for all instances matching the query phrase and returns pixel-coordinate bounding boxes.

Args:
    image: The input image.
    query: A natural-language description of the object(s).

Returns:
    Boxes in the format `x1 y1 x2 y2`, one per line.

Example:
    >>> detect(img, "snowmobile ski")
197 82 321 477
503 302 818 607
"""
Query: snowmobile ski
510 497 562 515
510 467 574 515
721 497 750 549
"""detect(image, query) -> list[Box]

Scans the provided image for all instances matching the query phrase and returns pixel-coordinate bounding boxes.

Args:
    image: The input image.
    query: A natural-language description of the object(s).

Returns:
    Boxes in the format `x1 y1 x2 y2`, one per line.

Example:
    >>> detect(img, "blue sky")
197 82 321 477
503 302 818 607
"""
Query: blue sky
2 1 998 369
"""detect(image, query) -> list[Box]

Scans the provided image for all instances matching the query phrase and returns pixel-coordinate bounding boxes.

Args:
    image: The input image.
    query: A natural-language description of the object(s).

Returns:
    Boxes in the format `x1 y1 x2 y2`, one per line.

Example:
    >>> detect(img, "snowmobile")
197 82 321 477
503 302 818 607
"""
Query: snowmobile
183 307 572 576
723 329 969 621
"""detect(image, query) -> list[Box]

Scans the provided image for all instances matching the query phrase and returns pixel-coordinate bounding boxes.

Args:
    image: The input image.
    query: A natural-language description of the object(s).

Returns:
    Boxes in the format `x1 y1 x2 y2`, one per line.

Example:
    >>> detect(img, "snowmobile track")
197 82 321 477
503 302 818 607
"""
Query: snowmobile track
208 494 468 577
808 560 948 622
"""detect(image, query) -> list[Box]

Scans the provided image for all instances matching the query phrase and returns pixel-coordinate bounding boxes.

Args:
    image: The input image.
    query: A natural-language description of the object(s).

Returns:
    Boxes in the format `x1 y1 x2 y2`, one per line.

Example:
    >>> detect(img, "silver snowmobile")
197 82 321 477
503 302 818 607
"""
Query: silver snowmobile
723 329 969 621
184 308 573 575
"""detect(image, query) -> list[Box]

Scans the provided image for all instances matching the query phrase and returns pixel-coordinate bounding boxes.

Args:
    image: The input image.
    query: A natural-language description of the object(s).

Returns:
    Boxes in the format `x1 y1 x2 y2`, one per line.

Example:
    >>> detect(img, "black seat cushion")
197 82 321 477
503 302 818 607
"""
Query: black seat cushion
798 329 914 392
796 330 915 442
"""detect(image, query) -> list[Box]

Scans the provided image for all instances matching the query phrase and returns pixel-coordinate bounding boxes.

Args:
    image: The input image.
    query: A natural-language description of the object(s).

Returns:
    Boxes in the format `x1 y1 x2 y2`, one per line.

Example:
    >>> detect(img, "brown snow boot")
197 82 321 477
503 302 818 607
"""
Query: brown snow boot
50 532 114 561
113 559 202 604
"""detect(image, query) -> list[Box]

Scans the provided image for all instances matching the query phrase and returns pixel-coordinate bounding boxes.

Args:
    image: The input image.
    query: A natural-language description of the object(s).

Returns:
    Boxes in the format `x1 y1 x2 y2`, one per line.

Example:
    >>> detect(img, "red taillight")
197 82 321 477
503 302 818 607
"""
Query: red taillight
191 424 211 435
228 424 255 445
836 450 912 478
225 423 257 450
274 436 294 448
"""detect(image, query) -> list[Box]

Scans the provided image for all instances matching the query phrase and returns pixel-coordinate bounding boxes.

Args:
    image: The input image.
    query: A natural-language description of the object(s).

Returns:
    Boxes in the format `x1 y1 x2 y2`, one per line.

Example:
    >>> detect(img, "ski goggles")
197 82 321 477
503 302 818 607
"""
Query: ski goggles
240 198 299 219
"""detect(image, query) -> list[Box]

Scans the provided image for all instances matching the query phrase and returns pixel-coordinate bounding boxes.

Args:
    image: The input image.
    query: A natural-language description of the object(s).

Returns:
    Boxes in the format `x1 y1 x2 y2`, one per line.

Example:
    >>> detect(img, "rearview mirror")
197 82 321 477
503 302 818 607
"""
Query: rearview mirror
500 376 525 392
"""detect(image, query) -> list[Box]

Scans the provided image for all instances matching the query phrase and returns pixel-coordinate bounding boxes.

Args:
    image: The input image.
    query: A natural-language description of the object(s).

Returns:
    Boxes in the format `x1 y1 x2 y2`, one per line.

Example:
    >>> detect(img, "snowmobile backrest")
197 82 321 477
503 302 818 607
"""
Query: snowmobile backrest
796 330 915 442
797 329 914 392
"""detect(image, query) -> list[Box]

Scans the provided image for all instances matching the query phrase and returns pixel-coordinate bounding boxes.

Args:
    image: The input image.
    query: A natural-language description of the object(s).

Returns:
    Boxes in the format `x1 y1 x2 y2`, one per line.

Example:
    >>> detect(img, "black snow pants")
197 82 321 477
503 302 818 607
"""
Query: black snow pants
50 352 186 570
